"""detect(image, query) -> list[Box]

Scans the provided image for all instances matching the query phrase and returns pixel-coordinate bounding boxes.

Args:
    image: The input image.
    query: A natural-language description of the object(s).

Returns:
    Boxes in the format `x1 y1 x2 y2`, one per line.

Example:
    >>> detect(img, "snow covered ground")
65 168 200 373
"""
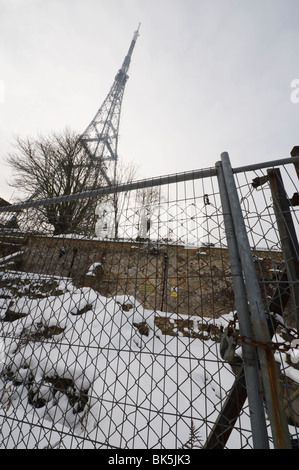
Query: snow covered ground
0 271 297 449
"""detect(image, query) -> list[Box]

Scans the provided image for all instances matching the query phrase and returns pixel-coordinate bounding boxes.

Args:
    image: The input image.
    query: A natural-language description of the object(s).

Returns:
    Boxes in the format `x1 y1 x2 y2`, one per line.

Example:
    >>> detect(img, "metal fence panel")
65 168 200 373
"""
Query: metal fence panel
0 157 298 449
227 155 299 449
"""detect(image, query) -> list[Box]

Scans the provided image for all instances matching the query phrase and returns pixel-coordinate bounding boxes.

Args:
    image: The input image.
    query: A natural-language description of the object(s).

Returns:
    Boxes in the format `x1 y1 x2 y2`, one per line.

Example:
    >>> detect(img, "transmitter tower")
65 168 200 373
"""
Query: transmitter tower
79 24 141 187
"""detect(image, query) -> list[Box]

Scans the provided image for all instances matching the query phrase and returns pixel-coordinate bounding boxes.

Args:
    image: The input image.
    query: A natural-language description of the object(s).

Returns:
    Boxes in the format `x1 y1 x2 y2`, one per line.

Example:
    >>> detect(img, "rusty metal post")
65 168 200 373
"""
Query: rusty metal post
290 146 299 181
203 369 248 449
221 152 292 449
267 168 299 334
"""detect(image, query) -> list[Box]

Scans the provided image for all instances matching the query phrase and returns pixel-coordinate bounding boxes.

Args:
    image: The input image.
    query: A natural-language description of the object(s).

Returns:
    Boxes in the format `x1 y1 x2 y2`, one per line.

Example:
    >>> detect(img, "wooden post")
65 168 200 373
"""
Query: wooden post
291 146 299 181
268 168 299 334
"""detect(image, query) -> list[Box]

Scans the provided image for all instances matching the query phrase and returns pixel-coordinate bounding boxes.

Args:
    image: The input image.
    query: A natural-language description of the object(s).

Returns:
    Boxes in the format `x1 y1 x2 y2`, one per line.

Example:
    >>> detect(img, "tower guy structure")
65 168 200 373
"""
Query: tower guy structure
78 24 141 187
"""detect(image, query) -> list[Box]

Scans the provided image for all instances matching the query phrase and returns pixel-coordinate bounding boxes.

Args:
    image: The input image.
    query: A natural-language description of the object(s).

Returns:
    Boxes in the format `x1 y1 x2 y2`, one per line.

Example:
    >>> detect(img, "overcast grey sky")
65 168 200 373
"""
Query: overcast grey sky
0 0 299 201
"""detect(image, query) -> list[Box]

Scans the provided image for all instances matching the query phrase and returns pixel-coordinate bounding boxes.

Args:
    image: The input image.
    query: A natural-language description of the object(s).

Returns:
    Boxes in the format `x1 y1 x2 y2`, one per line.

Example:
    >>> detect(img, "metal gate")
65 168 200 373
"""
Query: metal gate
0 151 298 449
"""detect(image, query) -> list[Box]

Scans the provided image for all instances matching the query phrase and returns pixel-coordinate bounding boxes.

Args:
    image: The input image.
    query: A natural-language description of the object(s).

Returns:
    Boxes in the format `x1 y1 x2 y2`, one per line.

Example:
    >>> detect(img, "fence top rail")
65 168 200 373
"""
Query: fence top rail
0 155 298 213
232 155 299 174
0 167 218 212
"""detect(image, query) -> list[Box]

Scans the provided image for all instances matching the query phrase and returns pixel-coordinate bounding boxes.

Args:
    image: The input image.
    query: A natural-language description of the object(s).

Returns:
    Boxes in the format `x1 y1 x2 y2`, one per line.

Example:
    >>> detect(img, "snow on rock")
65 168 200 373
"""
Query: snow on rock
86 262 103 277
0 279 280 448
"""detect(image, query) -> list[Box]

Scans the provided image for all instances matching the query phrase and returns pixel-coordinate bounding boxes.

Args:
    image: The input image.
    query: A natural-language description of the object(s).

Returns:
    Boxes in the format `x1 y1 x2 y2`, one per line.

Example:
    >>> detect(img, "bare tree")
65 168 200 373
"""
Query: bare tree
181 420 202 449
95 159 139 239
112 160 139 238
135 186 164 240
6 128 106 235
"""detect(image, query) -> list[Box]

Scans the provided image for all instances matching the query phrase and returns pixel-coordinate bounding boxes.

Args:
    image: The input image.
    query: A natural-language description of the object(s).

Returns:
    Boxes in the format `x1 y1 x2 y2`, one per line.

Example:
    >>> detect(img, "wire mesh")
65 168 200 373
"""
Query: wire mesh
232 160 299 447
0 158 298 449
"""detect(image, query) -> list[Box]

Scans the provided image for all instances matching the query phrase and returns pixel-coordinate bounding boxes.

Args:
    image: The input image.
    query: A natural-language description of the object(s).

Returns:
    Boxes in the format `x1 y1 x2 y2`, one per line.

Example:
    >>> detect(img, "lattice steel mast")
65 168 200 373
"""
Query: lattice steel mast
5 26 140 230
79 24 141 187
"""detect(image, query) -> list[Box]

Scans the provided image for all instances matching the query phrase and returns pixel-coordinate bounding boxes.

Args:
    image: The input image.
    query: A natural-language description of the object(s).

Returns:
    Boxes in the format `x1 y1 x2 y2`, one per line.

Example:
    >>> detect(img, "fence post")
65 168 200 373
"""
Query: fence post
220 152 292 449
212 161 269 449
291 146 299 180
267 168 299 335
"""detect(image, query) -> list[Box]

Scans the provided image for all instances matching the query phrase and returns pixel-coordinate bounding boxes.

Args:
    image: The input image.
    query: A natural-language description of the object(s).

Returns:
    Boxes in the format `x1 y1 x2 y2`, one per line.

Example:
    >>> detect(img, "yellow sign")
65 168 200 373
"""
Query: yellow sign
170 286 178 297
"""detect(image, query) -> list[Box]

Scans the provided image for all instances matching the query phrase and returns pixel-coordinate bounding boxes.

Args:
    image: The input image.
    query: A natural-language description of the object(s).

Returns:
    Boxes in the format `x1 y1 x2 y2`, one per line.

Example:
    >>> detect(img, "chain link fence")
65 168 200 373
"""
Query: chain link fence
0 153 298 449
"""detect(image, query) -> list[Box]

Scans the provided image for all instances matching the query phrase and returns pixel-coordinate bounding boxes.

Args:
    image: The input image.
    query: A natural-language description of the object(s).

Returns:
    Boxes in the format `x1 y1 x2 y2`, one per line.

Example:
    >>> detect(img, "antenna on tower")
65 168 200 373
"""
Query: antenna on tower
78 24 141 187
